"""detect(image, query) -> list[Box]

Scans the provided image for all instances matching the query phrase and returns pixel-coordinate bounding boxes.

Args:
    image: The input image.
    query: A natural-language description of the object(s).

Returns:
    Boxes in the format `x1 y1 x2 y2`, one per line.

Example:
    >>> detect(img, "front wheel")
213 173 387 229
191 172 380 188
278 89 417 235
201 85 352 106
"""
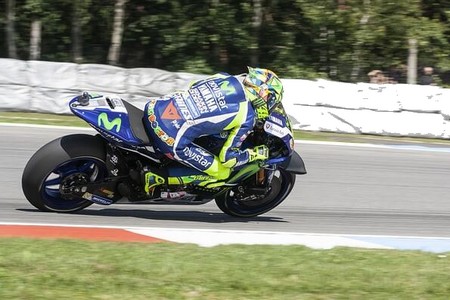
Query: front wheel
215 168 296 218
22 134 107 213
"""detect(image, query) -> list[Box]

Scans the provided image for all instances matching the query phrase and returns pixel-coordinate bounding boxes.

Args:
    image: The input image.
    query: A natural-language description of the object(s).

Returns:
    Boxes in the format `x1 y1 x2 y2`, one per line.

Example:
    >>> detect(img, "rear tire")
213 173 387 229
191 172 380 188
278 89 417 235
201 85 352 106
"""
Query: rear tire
22 134 107 213
215 168 296 218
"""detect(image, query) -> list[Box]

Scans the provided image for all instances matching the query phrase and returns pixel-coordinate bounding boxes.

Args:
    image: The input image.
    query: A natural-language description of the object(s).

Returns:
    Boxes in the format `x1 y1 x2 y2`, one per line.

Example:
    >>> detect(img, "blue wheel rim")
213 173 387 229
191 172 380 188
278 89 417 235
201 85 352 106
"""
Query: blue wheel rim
40 158 107 211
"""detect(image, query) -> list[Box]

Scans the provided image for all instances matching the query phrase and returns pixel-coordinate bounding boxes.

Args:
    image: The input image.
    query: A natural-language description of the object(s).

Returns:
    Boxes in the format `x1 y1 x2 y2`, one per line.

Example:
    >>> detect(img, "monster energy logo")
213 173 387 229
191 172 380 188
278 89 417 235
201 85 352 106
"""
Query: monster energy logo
98 113 121 132
219 81 236 96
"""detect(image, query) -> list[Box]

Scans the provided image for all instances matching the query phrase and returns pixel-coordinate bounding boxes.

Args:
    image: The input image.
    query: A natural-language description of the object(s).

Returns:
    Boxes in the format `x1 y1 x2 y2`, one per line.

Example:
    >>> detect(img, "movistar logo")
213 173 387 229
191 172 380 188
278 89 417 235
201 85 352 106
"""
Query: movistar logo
219 81 236 96
98 113 121 132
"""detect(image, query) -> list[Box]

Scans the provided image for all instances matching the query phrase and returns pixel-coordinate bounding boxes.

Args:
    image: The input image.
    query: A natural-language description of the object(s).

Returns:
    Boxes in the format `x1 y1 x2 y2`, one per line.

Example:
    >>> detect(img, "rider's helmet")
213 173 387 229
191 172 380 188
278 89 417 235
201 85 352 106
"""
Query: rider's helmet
243 67 284 120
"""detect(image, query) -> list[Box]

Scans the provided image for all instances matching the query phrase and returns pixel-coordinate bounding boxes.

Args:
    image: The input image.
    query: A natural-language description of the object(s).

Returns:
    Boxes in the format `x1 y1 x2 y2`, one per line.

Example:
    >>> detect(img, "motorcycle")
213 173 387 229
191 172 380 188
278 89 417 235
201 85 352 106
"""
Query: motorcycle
22 92 307 217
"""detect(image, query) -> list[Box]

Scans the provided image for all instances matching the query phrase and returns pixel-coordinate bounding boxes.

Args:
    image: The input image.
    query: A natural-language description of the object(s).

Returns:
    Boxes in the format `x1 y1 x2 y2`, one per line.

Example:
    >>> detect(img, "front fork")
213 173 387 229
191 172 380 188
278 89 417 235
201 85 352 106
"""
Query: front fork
256 169 265 185
253 120 270 186
257 165 276 187
233 165 276 202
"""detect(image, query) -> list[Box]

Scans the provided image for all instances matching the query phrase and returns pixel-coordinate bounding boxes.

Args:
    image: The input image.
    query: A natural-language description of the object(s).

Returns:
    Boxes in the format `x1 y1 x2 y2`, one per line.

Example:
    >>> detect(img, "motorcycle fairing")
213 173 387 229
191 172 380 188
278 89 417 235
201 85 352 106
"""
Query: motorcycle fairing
69 95 146 146
280 151 307 175
264 110 295 156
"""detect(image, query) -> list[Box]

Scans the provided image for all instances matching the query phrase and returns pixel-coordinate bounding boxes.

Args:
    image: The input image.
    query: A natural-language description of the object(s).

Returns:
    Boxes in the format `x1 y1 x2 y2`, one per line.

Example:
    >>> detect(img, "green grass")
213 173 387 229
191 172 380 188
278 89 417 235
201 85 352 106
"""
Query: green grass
0 239 449 299
294 130 450 145
2 111 450 145
0 111 89 127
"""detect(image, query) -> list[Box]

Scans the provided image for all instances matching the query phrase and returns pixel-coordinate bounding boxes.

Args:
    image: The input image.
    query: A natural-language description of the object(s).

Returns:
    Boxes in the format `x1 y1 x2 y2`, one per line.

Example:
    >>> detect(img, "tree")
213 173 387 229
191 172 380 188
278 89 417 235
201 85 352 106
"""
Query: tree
72 1 83 63
108 0 127 65
1 0 449 84
5 0 18 58
29 17 41 60
250 0 263 66
26 0 43 60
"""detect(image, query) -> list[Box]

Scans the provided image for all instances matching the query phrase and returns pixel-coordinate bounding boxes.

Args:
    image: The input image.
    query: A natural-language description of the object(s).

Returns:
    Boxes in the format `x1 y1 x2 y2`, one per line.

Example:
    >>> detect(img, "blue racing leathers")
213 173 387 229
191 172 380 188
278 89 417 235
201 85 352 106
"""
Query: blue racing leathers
144 74 256 180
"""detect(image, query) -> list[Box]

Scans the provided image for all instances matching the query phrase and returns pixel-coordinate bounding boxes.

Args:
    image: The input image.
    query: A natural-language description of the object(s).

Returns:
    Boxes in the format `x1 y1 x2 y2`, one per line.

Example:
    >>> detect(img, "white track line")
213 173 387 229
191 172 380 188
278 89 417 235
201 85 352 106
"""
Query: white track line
1 222 450 253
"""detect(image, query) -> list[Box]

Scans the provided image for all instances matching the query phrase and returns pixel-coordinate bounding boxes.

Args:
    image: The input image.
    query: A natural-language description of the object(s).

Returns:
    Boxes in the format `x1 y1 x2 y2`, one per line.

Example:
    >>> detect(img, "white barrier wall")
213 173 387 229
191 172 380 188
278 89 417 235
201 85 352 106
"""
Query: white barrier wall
1 58 449 139
282 78 450 138
0 58 206 114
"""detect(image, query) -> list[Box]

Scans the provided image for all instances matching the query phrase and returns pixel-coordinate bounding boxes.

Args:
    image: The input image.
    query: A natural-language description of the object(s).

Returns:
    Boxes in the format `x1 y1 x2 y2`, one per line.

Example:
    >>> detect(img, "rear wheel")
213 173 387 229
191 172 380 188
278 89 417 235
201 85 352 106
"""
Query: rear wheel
22 134 107 213
215 168 296 217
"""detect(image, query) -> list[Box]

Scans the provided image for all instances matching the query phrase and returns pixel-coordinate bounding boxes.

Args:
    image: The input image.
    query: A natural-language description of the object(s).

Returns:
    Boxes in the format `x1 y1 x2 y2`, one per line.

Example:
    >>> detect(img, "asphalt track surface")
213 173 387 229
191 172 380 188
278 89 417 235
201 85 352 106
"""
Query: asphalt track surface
1 124 450 239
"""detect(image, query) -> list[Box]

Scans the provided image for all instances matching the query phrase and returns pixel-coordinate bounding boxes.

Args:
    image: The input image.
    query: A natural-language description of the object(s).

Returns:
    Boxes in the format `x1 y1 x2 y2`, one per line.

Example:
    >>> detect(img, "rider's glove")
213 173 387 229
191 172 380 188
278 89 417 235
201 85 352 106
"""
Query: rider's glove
247 145 269 163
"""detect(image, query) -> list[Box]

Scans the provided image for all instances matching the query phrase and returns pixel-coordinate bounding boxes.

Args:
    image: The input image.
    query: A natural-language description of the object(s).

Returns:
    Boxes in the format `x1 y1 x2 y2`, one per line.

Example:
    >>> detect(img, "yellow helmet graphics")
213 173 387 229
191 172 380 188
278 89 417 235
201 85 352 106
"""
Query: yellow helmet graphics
243 67 284 120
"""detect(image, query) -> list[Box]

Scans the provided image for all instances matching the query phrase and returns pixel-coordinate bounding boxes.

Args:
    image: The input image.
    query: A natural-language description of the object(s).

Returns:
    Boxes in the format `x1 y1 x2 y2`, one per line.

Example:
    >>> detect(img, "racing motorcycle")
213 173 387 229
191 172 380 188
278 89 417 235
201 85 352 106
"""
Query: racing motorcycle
22 92 307 217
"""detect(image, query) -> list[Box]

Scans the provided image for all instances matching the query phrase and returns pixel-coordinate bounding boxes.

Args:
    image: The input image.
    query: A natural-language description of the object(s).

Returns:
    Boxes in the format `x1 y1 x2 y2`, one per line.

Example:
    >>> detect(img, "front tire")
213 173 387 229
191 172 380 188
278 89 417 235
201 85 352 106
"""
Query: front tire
22 134 107 213
215 168 296 217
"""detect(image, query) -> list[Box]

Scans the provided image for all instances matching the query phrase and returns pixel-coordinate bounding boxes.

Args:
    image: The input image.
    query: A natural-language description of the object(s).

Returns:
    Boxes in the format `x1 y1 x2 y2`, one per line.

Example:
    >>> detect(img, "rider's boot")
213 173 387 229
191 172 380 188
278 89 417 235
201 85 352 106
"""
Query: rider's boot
143 170 165 195
196 158 231 188
198 178 227 189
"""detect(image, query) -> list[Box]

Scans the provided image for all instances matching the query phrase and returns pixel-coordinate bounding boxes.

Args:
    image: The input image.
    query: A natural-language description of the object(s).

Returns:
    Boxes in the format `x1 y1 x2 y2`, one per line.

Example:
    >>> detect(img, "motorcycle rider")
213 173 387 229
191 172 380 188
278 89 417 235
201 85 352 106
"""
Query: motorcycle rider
143 67 284 193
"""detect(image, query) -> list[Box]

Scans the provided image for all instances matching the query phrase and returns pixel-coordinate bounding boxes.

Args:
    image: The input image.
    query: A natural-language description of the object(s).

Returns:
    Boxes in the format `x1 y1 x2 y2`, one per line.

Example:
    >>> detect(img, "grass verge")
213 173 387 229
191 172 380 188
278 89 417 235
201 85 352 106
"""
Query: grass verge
0 111 89 127
2 111 450 145
0 238 449 300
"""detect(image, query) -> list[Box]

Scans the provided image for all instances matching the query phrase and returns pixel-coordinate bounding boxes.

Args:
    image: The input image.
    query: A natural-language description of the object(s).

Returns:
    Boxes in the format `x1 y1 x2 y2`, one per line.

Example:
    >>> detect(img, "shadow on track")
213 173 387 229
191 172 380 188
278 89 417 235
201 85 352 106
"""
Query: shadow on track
17 208 288 224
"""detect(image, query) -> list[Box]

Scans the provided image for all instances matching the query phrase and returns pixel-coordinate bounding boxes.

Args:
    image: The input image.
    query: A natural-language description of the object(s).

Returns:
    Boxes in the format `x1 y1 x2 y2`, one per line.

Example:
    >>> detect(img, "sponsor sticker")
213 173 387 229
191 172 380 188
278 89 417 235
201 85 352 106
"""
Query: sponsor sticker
111 97 124 107
182 147 212 168
187 79 230 116
219 80 236 96
161 101 181 120
147 101 175 146
269 115 284 126
98 113 122 133
264 121 290 138
171 119 181 129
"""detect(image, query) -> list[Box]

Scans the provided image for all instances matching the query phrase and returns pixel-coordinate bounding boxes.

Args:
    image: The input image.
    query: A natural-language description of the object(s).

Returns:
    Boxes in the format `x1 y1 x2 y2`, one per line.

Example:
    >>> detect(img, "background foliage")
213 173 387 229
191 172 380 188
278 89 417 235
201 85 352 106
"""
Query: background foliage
1 0 449 84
